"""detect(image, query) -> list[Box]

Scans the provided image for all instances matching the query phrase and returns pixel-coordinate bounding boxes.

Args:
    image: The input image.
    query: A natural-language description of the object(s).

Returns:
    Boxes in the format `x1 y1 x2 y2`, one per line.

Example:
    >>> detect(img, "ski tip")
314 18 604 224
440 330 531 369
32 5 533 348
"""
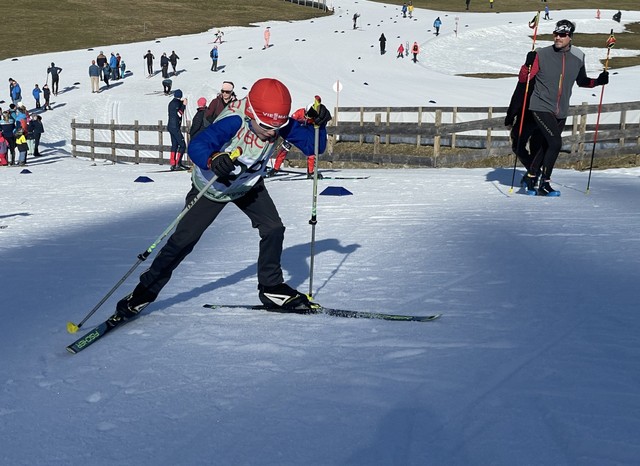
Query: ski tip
66 346 78 354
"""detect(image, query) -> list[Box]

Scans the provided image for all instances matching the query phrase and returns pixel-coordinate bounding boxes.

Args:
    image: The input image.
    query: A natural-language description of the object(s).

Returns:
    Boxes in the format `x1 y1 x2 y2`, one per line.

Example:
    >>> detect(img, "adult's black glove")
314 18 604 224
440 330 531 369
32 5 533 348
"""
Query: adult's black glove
208 152 236 177
525 51 537 67
596 71 609 86
504 114 515 127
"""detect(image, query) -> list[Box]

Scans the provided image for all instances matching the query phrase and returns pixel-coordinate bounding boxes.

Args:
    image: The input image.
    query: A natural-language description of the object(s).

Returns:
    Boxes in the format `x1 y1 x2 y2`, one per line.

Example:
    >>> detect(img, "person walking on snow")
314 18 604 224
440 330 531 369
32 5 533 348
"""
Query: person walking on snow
397 43 405 58
112 78 328 322
379 33 387 54
167 89 188 171
411 41 420 62
434 17 442 36
519 19 609 196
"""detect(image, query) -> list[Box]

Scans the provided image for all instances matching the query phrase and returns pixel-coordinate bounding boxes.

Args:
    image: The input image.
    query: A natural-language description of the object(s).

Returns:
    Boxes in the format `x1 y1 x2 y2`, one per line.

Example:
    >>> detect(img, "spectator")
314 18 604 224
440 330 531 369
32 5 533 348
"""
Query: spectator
205 81 237 124
109 53 119 80
10 79 22 105
210 46 219 72
102 63 111 90
89 60 101 93
162 78 173 96
379 33 387 54
167 89 187 171
28 115 44 157
42 84 53 110
189 97 208 139
32 84 42 108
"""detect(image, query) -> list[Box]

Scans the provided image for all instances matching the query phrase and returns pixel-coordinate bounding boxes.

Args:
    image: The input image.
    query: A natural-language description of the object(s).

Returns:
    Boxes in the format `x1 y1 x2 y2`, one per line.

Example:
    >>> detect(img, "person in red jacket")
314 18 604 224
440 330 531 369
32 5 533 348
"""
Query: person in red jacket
268 95 331 178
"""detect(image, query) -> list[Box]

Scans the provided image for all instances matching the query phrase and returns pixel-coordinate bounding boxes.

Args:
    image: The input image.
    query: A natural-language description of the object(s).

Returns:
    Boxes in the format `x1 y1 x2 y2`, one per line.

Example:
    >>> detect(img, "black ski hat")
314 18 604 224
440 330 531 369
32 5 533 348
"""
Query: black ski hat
554 19 576 37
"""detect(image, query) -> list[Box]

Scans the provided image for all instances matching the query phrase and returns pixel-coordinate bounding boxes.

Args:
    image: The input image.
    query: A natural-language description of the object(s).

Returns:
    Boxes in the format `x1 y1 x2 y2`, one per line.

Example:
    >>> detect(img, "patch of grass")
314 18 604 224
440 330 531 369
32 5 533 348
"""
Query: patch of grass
2 0 329 59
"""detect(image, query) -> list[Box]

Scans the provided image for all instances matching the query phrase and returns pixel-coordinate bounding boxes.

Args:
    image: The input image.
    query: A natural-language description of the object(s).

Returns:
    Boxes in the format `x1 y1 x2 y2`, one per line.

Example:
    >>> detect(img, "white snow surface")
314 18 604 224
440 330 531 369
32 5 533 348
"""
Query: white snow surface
1 1 640 465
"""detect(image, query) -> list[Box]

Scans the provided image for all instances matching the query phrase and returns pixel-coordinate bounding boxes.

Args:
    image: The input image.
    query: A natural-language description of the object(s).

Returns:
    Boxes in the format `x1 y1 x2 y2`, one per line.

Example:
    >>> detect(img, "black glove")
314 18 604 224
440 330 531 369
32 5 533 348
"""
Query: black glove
208 152 236 177
525 51 537 67
596 71 609 86
504 114 515 127
313 104 332 128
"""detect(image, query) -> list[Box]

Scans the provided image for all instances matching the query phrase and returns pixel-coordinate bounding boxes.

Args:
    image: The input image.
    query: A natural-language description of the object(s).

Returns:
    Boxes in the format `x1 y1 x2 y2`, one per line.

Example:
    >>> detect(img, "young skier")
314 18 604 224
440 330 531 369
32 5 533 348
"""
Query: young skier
112 78 328 322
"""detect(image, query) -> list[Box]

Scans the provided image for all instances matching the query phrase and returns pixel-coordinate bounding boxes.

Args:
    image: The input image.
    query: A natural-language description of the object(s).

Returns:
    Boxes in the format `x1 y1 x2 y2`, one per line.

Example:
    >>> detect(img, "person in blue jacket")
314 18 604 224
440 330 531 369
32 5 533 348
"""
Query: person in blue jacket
32 84 42 108
434 17 442 36
210 46 219 72
109 53 119 80
113 78 330 322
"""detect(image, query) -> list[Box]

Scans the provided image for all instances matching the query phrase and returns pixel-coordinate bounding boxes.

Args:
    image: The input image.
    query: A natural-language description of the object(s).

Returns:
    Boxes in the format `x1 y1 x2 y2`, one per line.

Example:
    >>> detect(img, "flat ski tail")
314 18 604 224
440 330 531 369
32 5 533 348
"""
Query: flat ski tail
203 304 441 322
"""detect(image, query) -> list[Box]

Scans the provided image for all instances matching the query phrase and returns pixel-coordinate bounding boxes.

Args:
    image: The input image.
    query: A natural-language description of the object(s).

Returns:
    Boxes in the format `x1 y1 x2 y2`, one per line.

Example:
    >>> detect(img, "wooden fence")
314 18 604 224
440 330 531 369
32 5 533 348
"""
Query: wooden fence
70 101 640 168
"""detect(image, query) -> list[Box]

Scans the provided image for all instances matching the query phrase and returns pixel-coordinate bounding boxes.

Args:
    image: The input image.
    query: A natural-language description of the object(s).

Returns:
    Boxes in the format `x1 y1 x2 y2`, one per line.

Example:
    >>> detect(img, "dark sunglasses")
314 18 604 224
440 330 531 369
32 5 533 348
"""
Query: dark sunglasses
220 89 233 94
553 32 570 38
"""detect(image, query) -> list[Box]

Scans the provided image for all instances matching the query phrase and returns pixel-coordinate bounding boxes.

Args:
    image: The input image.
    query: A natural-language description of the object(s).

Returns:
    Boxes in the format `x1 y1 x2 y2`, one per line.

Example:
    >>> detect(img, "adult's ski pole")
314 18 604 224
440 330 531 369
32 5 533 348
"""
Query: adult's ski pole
510 12 540 193
308 126 321 297
586 30 616 194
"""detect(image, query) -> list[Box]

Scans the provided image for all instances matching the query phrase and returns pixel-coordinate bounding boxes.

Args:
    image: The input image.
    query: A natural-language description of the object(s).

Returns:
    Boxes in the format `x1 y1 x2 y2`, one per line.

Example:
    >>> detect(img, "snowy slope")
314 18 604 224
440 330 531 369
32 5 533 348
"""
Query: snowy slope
1 1 640 465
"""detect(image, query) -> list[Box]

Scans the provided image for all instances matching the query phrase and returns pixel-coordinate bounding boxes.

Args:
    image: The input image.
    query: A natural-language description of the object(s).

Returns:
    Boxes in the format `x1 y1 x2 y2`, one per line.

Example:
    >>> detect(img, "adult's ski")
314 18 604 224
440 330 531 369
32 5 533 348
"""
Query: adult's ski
203 304 440 322
66 314 127 354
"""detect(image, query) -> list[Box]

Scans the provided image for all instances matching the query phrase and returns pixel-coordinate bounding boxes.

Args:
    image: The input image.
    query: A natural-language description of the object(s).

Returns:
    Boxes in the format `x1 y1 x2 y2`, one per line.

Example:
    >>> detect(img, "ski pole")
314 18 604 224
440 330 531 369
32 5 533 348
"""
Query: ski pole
586 29 615 194
510 12 540 193
67 148 242 333
308 126 321 298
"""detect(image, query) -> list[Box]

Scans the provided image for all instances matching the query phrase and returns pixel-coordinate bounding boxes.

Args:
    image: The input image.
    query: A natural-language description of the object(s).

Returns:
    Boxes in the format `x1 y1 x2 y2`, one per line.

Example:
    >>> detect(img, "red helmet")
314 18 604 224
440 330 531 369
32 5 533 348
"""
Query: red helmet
247 78 291 129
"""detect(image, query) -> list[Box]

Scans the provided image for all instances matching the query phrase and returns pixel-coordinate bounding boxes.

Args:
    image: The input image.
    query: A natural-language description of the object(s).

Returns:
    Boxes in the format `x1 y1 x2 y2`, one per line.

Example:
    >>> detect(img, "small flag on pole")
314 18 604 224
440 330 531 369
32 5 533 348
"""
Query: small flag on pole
528 13 539 29
606 30 616 49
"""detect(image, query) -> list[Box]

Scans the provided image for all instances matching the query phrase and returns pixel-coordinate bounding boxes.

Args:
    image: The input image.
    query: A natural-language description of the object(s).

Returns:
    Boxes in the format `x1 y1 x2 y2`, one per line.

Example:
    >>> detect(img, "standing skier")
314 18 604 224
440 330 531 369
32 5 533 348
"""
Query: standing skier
167 89 188 171
112 78 328 321
160 53 170 79
143 50 155 77
47 63 62 95
169 51 180 76
519 20 609 196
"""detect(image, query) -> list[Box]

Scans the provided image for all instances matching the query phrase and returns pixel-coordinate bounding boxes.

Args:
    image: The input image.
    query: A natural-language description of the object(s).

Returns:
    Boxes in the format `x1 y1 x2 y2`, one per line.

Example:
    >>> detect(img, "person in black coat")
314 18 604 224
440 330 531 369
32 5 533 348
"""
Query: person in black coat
160 53 170 79
28 115 45 157
379 33 387 54
167 89 187 170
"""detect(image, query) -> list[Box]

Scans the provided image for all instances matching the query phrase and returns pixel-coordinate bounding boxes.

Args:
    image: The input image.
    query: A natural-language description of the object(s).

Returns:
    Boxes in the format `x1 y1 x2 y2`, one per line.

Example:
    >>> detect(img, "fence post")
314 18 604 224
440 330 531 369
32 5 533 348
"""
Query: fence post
90 119 95 160
385 107 390 145
434 109 442 165
158 120 164 164
417 107 422 148
359 107 364 145
134 120 140 164
374 113 381 154
619 109 626 148
451 107 457 148
486 107 493 152
110 119 116 162
71 118 77 157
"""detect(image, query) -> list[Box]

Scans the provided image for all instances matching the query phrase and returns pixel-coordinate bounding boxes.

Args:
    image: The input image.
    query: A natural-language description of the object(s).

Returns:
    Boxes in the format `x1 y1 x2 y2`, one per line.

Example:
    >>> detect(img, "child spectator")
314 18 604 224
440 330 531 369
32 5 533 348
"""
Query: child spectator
15 128 28 166
42 84 53 110
32 84 42 109
0 133 8 166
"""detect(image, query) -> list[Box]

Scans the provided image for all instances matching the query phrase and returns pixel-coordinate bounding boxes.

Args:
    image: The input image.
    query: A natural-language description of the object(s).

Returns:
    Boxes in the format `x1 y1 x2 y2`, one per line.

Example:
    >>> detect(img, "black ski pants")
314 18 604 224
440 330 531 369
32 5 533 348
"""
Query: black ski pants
511 110 543 173
138 180 286 297
530 111 566 180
